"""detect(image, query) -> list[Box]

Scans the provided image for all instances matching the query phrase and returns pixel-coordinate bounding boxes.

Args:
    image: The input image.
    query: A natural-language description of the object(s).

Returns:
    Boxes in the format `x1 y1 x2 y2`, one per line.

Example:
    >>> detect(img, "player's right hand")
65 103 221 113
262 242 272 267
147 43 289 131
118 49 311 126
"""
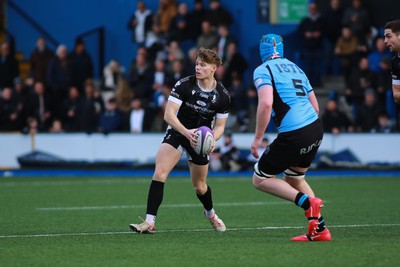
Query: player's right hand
251 137 262 158
184 128 198 148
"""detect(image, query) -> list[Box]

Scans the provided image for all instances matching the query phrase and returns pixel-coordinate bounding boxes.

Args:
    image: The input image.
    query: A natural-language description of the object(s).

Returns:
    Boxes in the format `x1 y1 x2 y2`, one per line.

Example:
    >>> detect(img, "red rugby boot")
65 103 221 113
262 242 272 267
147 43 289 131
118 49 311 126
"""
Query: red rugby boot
291 228 331 242
305 197 323 236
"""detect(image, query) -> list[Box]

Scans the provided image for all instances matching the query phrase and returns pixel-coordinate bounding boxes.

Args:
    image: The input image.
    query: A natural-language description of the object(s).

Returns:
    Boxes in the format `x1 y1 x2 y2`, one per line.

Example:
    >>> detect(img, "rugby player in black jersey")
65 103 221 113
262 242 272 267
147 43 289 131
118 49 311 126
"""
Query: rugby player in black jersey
130 48 231 234
384 19 400 103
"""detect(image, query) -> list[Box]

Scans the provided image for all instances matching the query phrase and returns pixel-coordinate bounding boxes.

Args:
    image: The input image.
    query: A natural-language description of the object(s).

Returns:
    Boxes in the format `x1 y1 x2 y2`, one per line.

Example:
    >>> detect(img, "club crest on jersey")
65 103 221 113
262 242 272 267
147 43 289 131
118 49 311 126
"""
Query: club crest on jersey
192 90 195 95
211 94 217 103
196 100 206 107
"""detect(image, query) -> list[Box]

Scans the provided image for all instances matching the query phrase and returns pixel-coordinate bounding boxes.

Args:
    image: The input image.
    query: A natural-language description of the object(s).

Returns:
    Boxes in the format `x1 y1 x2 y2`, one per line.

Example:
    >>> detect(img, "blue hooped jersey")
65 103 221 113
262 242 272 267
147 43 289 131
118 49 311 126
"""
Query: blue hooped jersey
253 57 318 133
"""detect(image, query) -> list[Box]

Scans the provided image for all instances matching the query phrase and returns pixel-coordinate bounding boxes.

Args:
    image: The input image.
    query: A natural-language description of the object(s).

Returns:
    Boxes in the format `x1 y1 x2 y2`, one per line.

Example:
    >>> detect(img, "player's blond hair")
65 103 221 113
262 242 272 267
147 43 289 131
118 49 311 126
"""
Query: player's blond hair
196 47 222 67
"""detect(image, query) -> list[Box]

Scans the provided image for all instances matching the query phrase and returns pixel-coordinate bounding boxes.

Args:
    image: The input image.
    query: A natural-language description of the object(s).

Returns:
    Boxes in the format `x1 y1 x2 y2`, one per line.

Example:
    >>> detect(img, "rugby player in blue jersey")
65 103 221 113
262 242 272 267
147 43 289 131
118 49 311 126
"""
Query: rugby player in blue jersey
251 34 331 242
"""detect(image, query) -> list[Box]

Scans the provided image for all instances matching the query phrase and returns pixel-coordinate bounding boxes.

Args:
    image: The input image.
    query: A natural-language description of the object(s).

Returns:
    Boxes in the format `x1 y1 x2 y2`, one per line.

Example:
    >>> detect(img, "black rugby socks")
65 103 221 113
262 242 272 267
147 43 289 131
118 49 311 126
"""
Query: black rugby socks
146 180 165 216
295 192 310 210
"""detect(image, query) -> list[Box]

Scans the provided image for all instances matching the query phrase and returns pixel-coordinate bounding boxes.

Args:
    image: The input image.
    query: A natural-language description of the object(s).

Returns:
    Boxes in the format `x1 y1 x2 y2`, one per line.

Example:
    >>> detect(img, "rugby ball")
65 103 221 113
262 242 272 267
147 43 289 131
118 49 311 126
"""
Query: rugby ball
194 126 214 155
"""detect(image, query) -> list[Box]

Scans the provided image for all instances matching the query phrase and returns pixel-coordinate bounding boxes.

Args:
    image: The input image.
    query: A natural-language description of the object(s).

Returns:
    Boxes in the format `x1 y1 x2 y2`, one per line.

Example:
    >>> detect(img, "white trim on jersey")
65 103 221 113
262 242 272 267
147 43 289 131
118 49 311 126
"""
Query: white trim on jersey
392 79 400 86
216 113 229 119
168 95 183 105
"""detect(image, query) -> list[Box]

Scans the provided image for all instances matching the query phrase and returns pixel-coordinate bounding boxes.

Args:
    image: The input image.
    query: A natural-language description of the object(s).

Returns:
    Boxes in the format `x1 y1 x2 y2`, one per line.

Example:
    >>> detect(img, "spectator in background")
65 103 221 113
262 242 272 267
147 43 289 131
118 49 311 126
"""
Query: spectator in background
150 59 170 109
22 116 39 135
127 1 153 47
197 20 219 50
129 97 145 133
69 38 93 93
321 0 344 76
157 0 178 35
219 130 241 172
368 37 391 73
335 25 359 82
321 98 353 134
0 43 19 89
228 76 249 132
168 2 191 43
60 86 82 132
170 59 187 84
12 77 28 130
99 97 123 134
185 47 198 76
145 23 166 63
297 2 324 86
223 42 248 88
216 24 236 61
373 112 396 133
26 81 53 131
345 56 377 118
342 0 370 43
47 44 72 107
129 51 153 107
78 82 104 133
205 0 232 29
209 147 222 171
102 59 125 102
0 87 19 131
49 119 64 133
29 37 53 85
355 88 383 132
376 56 392 106
165 40 185 68
187 0 206 42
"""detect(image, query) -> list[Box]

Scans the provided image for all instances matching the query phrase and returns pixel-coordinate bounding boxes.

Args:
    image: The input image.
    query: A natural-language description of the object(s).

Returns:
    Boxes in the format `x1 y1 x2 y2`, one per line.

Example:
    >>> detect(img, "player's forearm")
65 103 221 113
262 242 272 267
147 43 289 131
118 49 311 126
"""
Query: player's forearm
212 118 227 141
392 85 400 103
254 103 271 139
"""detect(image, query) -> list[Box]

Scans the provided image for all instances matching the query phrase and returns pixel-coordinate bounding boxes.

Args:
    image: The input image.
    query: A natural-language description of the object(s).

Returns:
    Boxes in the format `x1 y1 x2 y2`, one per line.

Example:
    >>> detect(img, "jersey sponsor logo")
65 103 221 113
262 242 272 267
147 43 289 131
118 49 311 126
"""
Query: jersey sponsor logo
185 102 214 114
299 139 322 155
197 100 206 107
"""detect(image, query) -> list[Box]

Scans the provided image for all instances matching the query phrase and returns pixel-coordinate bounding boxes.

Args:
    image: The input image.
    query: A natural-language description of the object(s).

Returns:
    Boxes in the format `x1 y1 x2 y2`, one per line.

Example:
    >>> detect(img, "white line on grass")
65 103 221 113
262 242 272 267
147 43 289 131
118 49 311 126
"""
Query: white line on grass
37 201 290 211
1 223 399 239
0 177 250 187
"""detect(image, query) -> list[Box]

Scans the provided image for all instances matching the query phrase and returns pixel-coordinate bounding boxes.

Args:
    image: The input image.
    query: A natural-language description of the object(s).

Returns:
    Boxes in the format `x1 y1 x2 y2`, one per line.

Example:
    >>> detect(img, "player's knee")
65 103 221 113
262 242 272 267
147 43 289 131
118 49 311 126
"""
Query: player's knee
253 163 274 188
284 168 306 179
153 168 169 181
194 183 207 195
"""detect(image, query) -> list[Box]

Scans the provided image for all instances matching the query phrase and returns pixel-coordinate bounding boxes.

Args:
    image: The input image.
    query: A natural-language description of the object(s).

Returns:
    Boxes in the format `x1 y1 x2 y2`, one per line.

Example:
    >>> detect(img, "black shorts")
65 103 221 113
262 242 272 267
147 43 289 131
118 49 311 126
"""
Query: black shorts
257 119 323 175
162 128 209 165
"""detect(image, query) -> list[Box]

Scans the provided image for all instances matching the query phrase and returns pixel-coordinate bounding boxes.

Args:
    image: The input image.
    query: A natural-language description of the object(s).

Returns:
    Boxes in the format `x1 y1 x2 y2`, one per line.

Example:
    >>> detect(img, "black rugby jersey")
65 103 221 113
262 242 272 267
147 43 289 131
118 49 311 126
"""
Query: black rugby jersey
390 54 400 85
168 75 231 129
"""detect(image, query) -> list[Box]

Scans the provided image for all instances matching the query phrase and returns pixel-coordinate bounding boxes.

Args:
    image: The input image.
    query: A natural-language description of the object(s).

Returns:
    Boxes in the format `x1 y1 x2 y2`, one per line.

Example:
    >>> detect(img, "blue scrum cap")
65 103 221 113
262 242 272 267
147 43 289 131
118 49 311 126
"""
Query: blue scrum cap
259 34 284 62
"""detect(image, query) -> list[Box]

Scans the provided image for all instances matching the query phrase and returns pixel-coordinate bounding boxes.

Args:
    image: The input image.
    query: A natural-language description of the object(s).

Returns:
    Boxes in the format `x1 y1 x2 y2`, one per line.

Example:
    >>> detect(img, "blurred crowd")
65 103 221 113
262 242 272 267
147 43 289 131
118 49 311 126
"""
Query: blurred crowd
0 0 399 135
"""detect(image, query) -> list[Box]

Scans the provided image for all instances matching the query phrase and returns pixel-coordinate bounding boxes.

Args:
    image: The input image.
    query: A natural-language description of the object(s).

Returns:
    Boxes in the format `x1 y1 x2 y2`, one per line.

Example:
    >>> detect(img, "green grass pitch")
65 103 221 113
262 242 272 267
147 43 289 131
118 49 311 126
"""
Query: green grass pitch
1 175 399 267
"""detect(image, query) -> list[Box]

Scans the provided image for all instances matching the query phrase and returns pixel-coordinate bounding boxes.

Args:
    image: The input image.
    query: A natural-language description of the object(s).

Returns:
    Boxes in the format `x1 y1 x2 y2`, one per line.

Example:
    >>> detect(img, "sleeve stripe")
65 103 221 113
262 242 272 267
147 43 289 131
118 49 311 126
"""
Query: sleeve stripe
393 79 400 86
168 95 182 105
256 82 270 90
216 113 229 119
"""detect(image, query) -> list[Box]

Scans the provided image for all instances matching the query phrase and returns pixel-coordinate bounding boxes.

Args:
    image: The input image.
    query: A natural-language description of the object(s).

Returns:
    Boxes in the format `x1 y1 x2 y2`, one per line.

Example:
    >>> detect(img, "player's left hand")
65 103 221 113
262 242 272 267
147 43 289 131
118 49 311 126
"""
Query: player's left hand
209 139 216 154
251 137 262 158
